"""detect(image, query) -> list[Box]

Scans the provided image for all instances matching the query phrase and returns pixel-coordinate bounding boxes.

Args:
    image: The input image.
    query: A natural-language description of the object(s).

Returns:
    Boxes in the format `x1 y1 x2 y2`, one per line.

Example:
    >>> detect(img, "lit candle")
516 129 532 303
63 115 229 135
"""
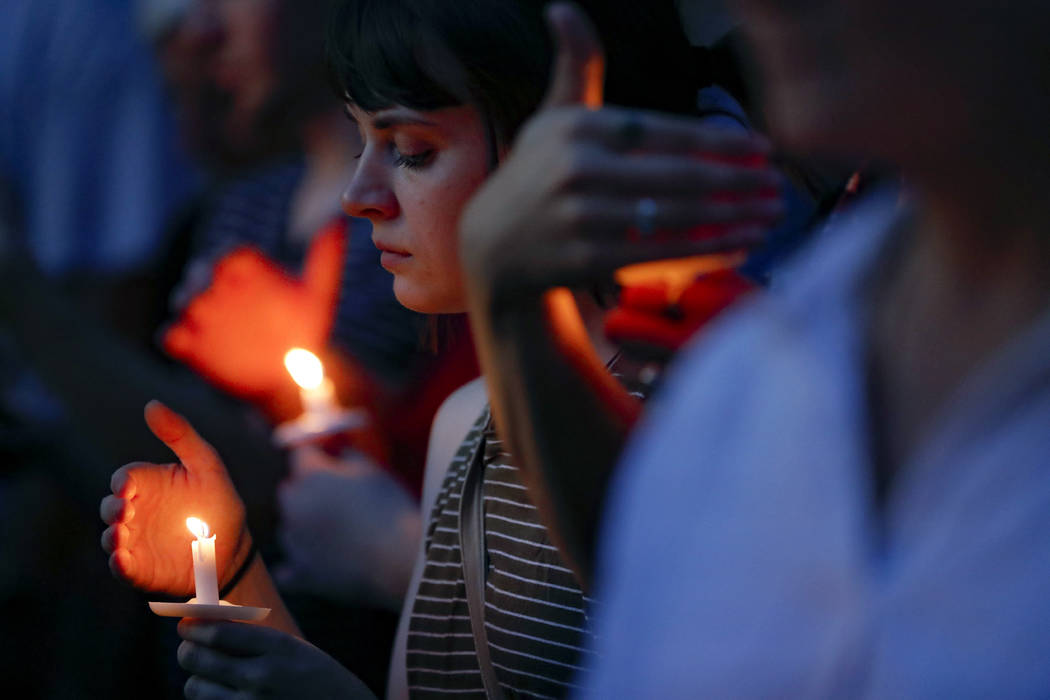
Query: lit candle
186 517 219 605
284 348 337 423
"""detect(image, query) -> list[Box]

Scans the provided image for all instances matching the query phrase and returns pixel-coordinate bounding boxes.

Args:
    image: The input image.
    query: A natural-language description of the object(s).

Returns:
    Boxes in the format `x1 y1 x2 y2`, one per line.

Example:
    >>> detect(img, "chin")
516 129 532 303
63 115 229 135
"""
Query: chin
392 278 467 315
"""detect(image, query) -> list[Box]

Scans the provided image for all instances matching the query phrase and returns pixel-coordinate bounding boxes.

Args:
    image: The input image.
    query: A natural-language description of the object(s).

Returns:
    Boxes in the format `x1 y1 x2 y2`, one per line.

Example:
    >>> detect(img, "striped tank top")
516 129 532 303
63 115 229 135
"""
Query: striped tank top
406 409 599 698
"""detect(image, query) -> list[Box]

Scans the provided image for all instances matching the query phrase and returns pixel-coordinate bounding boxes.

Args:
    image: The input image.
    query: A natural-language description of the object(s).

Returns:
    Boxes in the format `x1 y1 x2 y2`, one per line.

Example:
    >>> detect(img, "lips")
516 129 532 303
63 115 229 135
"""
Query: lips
373 236 412 271
372 235 411 257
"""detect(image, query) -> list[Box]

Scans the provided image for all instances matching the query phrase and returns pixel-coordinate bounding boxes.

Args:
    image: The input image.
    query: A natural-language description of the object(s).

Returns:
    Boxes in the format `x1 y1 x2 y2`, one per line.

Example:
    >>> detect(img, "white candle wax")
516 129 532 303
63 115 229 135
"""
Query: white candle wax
301 378 336 420
191 534 219 604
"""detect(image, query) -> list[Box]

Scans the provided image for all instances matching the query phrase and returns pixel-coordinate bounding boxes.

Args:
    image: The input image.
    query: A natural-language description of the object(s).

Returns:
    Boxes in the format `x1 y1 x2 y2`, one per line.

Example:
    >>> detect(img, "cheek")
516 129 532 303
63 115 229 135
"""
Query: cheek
401 159 489 305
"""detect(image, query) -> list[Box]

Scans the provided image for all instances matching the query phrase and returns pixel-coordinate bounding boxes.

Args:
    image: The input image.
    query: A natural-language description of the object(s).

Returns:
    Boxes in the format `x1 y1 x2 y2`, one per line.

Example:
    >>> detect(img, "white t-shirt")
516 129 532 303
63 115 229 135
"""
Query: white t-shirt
582 192 1050 698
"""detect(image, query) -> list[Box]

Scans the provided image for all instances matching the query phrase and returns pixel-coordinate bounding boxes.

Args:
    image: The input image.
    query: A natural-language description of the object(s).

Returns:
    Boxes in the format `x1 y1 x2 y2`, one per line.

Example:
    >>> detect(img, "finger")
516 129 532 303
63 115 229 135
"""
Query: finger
162 321 195 360
303 224 347 302
100 523 129 553
183 675 239 700
100 494 133 525
179 619 287 657
542 2 605 109
565 194 784 235
560 150 782 197
182 291 221 332
109 548 136 581
144 401 224 476
604 229 768 272
178 641 266 690
525 227 763 290
577 109 771 157
110 464 138 498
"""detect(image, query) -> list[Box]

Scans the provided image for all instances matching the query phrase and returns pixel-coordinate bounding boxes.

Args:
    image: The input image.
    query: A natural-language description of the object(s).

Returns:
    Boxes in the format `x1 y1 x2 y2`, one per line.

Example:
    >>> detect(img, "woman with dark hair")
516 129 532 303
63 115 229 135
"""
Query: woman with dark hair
99 1 782 697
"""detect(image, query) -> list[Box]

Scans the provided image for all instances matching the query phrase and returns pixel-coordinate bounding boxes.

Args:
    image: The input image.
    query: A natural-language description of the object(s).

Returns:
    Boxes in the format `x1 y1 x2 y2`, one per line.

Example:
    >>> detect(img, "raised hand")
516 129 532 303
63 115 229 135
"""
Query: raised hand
100 401 253 596
459 2 782 300
163 222 347 404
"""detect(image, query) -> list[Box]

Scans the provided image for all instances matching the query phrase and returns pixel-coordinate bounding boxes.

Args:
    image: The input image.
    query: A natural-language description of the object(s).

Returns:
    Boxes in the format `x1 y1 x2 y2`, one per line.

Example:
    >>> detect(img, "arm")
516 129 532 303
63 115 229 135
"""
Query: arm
468 287 639 588
458 4 779 587
99 401 376 698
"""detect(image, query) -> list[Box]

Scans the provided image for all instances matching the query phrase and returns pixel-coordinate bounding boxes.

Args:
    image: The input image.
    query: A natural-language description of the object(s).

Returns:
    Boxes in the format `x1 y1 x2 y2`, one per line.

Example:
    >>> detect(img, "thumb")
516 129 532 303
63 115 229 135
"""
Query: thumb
161 321 194 360
541 2 605 110
144 400 224 476
303 219 348 302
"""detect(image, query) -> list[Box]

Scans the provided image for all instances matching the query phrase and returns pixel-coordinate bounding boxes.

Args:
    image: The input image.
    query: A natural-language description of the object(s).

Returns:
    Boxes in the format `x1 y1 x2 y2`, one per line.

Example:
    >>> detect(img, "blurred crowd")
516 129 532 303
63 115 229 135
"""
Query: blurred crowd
2 0 1049 698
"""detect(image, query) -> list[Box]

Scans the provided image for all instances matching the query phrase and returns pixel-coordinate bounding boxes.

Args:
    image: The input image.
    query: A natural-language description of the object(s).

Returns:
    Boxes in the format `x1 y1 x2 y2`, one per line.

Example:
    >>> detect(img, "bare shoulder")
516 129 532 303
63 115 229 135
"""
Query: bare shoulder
422 377 487 512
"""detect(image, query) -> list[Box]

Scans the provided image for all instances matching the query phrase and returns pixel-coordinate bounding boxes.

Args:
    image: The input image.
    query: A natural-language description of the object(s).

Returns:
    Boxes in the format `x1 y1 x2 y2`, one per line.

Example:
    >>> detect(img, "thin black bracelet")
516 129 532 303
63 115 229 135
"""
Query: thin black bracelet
220 541 259 599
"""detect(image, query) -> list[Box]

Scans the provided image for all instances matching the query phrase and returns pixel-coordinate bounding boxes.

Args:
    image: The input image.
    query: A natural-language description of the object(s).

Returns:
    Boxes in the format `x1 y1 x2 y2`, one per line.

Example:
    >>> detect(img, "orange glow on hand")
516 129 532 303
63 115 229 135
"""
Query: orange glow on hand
162 222 346 406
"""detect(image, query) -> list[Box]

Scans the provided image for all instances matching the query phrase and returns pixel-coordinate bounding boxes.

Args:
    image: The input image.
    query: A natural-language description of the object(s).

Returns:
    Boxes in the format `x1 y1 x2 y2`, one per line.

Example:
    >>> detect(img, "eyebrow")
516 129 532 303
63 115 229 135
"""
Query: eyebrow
372 114 439 130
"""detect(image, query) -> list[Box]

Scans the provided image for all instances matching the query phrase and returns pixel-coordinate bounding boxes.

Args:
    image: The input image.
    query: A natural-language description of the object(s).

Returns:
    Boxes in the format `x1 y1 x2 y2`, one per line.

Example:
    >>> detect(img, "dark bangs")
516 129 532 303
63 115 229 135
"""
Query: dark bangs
326 0 550 145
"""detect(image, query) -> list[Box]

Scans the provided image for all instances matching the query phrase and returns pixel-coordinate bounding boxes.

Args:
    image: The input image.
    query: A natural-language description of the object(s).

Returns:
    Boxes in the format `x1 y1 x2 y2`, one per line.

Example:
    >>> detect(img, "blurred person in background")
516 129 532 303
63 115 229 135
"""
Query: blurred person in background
582 0 1050 697
2 0 470 696
0 0 198 697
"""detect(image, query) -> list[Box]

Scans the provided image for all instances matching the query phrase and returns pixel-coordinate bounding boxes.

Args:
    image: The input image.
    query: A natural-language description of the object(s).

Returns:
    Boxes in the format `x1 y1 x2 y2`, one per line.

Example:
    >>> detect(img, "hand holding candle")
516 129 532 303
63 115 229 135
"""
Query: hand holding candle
284 348 338 423
100 401 252 597
162 225 347 406
273 348 368 447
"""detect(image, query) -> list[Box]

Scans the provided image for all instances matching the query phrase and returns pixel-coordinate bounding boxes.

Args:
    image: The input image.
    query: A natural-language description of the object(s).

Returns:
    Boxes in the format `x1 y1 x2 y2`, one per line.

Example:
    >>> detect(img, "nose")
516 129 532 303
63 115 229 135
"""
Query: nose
341 156 400 222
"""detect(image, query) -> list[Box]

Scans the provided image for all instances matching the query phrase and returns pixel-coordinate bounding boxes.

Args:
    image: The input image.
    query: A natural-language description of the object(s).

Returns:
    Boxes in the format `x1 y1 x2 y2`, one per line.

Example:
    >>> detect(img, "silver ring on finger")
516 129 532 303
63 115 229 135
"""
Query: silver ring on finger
635 197 658 238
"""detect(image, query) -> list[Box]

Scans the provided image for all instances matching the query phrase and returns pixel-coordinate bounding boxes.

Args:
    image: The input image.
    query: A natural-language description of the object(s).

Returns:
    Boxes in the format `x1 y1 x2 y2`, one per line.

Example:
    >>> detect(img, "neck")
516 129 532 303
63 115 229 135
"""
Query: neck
867 179 1050 475
916 180 1050 309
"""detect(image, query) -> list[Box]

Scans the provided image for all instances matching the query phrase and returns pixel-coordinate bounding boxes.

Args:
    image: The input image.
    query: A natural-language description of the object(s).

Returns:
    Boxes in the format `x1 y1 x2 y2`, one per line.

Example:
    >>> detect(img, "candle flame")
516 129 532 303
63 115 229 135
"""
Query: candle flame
186 517 210 539
284 348 324 390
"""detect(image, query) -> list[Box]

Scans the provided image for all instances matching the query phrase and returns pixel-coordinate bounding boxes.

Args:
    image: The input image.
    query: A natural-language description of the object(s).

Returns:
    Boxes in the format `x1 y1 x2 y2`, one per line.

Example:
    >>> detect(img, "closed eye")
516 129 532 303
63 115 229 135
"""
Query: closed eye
395 149 435 170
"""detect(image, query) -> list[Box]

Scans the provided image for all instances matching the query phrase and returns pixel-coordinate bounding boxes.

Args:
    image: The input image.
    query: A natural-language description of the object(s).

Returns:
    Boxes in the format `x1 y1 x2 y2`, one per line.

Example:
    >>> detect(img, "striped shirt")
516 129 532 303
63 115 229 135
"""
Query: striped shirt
407 410 595 699
407 358 648 699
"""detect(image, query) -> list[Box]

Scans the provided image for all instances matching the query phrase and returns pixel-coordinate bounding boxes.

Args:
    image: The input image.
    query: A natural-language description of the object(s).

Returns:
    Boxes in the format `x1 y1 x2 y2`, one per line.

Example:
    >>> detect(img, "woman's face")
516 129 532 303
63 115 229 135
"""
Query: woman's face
341 104 491 314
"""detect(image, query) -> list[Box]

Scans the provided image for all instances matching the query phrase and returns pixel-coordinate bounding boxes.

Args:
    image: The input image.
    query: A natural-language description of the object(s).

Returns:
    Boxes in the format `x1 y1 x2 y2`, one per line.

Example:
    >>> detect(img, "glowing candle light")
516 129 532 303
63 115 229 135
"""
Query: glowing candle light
186 517 219 605
284 348 337 423
273 347 365 447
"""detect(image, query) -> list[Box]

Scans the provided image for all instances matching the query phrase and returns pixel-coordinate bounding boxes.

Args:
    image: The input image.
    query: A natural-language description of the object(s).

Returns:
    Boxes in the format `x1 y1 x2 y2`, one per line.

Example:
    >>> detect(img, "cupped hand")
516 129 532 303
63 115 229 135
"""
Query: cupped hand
100 401 252 596
177 619 375 699
459 2 782 301
163 222 346 402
